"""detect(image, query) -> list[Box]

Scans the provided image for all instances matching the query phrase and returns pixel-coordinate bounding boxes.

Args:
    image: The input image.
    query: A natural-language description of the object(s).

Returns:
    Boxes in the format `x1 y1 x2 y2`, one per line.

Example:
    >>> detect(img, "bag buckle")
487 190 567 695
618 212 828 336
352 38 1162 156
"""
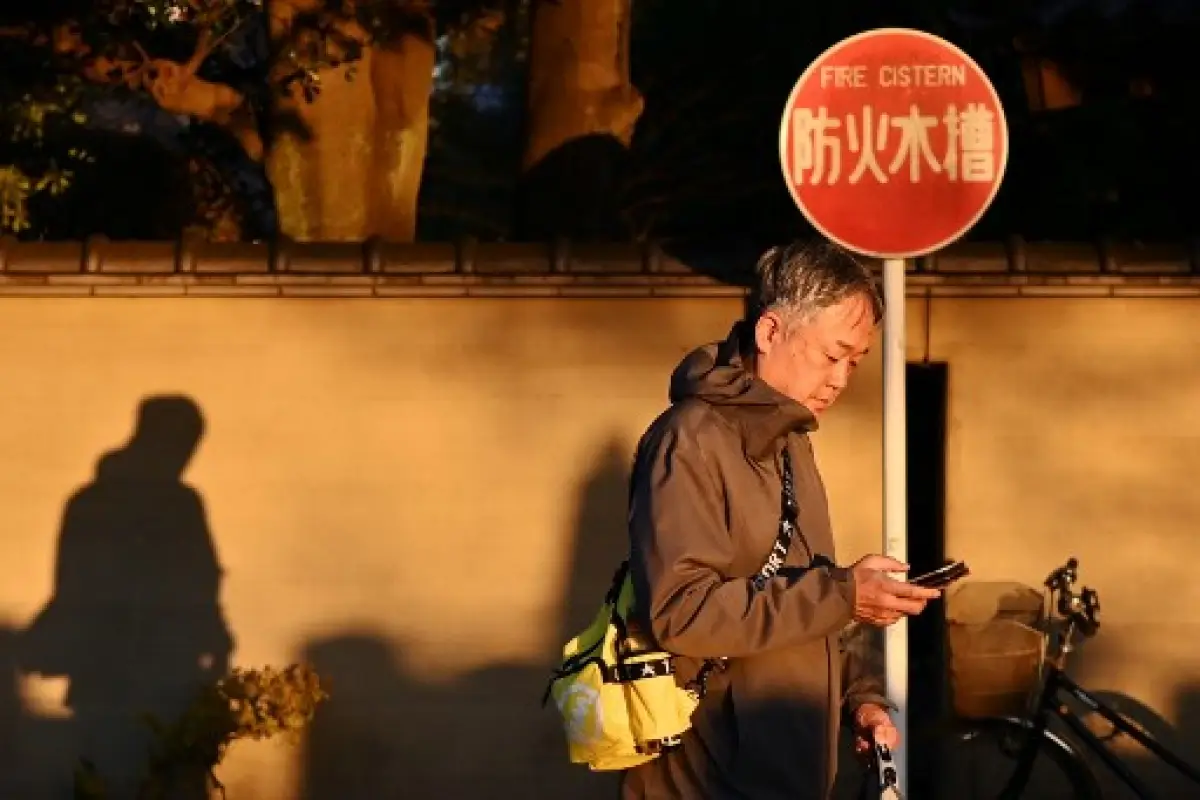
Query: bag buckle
684 657 728 700
636 735 684 755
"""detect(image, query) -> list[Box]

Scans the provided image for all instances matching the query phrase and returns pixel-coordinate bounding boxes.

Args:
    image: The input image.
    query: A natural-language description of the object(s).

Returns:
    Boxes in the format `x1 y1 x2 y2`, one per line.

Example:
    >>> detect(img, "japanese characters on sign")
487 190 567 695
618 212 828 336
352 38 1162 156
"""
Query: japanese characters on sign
779 29 1009 259
790 102 997 186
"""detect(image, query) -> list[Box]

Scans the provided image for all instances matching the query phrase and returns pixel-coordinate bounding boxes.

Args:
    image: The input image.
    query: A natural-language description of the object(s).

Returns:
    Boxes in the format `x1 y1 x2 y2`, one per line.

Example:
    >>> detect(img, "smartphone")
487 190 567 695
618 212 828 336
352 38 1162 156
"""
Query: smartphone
909 560 970 589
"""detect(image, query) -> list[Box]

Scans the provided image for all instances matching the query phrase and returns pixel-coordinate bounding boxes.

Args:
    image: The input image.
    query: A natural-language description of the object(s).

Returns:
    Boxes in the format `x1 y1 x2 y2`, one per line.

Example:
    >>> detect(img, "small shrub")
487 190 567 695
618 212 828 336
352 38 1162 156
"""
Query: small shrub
73 663 329 800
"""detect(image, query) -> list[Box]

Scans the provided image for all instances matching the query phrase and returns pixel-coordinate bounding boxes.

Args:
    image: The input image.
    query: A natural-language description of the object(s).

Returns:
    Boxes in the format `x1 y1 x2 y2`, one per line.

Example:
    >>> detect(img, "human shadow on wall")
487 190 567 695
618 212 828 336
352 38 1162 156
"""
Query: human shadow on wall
300 440 632 800
556 438 631 643
18 395 234 799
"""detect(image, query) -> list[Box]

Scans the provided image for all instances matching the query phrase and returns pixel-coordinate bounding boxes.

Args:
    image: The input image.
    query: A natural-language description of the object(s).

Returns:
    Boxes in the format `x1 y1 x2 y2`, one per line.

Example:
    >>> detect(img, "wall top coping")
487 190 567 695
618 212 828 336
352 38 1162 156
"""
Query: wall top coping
0 236 1197 298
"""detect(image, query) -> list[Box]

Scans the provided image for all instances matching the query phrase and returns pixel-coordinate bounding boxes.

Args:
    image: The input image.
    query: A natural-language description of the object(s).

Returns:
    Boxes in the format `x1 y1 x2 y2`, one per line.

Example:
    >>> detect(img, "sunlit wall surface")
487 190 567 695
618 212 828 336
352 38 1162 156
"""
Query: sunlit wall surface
0 295 1192 798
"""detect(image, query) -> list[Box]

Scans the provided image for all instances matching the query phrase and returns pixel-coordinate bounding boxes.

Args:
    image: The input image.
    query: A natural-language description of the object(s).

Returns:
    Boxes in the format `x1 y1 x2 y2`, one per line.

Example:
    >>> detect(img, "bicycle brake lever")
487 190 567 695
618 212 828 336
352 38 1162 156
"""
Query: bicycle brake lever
1081 587 1101 632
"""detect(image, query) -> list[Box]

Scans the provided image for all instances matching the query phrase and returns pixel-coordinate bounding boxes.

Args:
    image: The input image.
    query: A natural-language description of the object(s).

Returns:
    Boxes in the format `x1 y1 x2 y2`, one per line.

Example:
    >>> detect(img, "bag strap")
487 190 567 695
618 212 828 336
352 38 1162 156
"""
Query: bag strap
687 443 800 697
626 442 799 615
752 445 800 590
540 561 630 705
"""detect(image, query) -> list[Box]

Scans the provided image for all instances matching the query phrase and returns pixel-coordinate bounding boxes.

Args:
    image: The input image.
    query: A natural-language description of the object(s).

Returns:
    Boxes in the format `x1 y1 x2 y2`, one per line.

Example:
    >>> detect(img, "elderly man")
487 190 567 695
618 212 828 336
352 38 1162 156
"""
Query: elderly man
622 241 940 799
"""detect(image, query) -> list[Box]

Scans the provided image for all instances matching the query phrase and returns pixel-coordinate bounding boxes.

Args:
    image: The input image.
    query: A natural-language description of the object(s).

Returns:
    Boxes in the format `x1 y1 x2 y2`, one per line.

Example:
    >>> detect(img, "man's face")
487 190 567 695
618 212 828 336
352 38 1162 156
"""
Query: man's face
753 292 877 416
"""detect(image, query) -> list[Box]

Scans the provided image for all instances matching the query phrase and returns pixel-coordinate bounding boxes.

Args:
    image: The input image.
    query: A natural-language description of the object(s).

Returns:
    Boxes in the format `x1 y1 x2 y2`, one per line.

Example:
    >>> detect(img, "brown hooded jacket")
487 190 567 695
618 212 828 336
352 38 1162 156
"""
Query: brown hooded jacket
620 323 890 800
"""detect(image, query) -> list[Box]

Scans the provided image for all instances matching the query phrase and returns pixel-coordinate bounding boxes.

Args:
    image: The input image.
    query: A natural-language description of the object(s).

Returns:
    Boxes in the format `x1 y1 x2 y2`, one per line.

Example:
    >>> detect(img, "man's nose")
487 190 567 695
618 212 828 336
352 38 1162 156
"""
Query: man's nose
829 362 852 390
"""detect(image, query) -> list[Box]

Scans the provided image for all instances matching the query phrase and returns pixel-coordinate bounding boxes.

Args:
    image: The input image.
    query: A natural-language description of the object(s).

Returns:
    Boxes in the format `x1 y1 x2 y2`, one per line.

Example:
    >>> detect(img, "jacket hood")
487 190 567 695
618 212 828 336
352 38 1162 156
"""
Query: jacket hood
668 322 816 458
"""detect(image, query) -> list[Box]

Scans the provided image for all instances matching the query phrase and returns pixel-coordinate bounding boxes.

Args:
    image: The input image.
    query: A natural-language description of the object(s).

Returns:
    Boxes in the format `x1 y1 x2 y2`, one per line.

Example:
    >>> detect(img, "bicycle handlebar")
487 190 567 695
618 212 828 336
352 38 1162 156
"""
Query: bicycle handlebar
1043 557 1079 592
1044 557 1101 636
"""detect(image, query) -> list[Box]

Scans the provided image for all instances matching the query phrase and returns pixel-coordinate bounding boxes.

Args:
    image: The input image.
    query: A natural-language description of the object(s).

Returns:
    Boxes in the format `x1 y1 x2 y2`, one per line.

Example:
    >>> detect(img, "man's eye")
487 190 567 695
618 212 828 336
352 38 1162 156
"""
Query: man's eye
826 354 839 364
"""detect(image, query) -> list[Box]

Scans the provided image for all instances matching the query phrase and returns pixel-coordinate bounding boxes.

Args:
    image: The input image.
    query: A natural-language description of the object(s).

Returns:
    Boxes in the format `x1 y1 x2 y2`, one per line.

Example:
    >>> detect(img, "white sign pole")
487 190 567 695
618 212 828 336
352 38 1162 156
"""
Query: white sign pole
882 257 908 792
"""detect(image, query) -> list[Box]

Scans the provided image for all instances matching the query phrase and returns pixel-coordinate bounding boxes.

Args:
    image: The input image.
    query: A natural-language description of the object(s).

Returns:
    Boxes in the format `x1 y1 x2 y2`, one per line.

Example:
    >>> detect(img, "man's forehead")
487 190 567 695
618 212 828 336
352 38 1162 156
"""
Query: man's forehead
811 295 876 338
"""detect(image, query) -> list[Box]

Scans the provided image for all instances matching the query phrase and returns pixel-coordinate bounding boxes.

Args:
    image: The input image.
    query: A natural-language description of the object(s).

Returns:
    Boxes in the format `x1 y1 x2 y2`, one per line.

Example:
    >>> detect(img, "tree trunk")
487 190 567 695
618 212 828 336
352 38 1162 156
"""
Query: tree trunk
265 2 435 242
517 0 643 240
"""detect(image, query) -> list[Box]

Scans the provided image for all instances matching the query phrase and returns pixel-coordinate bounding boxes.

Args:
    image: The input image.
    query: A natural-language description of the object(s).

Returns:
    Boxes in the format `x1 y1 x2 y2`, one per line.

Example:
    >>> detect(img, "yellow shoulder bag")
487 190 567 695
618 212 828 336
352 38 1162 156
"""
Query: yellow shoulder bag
543 448 800 771
540 560 727 771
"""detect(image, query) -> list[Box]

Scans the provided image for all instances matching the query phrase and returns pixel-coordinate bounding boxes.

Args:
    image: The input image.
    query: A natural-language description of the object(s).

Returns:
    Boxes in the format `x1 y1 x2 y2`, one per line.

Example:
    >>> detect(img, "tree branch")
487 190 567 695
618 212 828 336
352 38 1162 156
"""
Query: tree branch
0 19 262 159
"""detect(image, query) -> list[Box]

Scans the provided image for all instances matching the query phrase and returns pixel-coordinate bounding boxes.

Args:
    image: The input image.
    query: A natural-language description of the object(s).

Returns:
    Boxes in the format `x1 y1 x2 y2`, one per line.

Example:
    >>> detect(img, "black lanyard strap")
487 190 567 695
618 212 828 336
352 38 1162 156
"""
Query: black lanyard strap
688 443 801 697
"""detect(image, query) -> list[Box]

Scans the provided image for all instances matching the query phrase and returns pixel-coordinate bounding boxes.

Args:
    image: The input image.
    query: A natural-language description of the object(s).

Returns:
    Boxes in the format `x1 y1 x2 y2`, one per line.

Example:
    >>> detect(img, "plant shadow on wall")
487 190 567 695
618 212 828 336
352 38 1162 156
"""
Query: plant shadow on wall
12 395 327 799
299 438 633 800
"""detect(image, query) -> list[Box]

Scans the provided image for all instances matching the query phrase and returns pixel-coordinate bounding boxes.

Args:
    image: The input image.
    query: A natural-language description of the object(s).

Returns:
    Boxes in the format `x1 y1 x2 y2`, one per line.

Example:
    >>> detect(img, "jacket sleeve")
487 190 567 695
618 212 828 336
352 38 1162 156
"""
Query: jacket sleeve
840 625 896 720
628 414 856 659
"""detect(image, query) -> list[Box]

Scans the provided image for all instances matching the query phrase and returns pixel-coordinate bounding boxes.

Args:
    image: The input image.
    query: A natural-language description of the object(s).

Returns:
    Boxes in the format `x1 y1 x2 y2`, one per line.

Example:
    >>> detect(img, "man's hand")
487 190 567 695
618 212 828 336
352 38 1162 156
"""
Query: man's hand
850 555 941 627
852 703 899 759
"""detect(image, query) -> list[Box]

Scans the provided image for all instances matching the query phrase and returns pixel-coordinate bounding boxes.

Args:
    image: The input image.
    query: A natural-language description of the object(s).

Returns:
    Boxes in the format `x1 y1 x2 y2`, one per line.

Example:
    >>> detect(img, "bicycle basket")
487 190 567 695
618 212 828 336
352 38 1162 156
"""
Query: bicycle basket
947 581 1046 719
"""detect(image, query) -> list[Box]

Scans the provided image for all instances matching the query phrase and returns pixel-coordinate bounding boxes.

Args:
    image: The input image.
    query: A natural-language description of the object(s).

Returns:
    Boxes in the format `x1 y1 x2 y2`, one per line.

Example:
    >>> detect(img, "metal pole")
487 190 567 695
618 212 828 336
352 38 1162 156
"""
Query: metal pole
882 257 908 792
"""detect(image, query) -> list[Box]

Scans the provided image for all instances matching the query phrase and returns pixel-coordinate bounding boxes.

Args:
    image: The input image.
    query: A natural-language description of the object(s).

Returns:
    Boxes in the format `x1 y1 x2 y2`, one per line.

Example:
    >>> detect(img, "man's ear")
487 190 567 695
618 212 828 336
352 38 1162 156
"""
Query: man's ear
754 311 784 356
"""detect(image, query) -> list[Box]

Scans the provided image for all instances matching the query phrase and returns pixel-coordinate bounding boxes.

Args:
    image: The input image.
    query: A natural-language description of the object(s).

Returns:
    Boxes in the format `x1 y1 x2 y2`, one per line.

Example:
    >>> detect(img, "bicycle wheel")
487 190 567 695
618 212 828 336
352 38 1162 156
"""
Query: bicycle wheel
926 717 1102 800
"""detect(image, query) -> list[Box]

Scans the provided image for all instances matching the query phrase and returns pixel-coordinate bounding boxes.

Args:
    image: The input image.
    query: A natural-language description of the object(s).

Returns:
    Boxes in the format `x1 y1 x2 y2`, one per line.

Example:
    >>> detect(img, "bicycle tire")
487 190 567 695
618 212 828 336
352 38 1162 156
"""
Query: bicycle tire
934 717 1103 800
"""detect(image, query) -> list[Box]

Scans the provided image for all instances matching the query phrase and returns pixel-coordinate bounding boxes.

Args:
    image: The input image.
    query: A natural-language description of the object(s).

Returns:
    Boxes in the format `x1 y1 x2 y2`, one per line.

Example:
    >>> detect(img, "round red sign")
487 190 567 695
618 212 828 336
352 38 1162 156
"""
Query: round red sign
779 28 1009 258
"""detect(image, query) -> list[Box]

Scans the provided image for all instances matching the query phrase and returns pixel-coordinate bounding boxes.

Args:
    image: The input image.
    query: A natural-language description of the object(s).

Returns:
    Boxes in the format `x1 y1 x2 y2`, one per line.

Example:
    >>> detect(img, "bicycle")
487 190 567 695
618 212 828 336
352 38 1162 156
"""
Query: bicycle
934 558 1200 799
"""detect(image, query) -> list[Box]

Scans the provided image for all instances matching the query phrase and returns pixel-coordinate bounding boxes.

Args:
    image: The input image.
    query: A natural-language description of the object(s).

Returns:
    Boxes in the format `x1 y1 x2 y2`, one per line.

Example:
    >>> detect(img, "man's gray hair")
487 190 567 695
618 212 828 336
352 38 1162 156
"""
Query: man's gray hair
745 240 884 325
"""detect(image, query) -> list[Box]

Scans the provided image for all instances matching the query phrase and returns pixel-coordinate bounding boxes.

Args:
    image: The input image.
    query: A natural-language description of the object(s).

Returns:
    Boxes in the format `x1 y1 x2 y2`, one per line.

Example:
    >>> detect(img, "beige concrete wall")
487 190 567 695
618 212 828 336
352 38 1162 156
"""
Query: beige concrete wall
0 297 915 799
0 293 1194 798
